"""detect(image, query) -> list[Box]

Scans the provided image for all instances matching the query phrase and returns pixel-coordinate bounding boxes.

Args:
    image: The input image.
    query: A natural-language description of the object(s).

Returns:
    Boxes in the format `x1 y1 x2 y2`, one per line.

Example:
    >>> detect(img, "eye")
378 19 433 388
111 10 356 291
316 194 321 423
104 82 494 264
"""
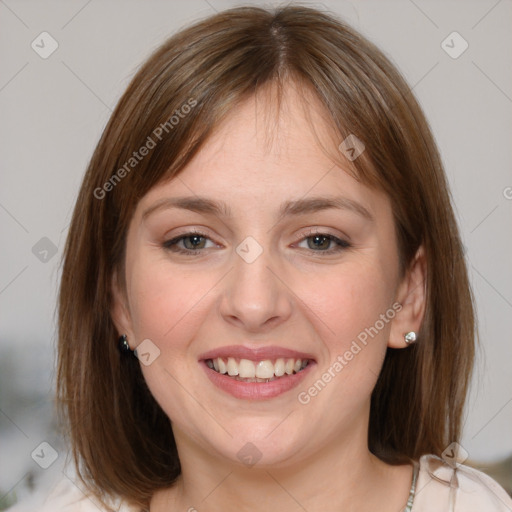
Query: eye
162 229 351 256
295 230 351 254
163 231 217 255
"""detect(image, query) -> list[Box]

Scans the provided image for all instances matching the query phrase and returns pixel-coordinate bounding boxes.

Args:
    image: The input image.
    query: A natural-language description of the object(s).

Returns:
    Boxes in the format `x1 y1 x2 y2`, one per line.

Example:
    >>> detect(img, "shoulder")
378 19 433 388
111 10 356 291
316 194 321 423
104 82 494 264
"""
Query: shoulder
6 477 141 512
412 454 512 511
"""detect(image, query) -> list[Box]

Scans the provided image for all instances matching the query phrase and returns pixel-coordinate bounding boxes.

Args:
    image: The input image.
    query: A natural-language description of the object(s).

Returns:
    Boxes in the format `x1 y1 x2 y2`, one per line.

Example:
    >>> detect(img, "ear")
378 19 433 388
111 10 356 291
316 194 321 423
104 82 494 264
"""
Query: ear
111 270 135 350
388 246 427 349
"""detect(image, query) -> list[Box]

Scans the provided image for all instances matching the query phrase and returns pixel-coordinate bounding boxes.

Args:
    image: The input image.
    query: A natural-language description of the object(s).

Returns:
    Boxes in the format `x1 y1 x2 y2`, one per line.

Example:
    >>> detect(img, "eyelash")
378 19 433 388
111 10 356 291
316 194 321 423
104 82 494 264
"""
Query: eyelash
162 229 351 256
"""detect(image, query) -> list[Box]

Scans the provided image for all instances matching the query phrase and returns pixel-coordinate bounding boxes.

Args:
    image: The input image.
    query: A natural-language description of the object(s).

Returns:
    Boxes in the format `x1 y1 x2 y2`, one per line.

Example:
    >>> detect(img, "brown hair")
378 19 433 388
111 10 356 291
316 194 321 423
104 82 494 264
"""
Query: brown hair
57 4 475 509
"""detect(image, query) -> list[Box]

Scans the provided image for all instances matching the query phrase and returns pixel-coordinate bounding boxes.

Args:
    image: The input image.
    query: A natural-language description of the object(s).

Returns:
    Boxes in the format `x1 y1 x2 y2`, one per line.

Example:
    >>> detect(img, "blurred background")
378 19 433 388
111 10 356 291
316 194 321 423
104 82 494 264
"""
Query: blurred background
1 0 511 508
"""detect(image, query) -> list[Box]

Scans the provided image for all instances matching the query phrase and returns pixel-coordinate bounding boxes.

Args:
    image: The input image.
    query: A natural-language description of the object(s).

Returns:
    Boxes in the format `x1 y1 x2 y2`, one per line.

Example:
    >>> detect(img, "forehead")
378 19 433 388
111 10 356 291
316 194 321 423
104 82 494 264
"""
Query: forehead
137 82 389 220
200 81 342 170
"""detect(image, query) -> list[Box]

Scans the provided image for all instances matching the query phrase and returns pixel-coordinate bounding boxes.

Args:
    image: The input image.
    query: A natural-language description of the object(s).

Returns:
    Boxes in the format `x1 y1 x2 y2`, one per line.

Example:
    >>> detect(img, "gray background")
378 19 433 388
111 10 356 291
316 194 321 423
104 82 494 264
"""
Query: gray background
1 0 511 505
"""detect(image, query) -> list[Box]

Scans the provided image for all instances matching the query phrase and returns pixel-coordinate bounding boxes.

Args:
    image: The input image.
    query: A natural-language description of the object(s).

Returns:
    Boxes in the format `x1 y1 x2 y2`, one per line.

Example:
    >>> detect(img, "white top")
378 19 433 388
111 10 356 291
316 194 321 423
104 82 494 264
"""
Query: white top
7 454 512 511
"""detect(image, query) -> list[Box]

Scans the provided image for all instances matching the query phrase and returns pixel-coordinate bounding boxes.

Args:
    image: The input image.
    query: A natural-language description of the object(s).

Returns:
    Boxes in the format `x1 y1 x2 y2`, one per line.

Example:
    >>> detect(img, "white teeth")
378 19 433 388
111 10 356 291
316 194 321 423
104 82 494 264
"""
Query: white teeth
255 360 274 379
274 358 285 377
207 356 310 379
227 357 238 376
218 358 227 374
238 359 256 378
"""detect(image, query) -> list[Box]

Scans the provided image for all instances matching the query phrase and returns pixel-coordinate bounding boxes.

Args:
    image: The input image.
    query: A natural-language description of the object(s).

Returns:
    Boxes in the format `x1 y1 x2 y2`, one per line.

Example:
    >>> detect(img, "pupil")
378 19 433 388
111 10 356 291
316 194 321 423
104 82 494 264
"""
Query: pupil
309 235 329 250
185 235 205 249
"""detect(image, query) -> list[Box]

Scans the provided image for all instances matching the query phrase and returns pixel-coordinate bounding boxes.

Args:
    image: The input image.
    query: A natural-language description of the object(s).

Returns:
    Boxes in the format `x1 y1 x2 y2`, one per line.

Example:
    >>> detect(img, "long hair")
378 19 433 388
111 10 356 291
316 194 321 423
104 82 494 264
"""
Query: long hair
57 5 475 509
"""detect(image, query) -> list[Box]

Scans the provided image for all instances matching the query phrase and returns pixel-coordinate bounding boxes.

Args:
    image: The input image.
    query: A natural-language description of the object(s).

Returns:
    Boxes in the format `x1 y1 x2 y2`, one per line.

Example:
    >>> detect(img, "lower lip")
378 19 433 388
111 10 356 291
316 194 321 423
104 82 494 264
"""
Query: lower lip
201 361 315 400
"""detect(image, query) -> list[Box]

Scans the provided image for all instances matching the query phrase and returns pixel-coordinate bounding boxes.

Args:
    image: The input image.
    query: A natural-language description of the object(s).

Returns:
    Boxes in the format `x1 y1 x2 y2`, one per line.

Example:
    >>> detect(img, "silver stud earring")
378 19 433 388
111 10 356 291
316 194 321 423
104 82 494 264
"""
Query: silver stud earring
404 331 417 344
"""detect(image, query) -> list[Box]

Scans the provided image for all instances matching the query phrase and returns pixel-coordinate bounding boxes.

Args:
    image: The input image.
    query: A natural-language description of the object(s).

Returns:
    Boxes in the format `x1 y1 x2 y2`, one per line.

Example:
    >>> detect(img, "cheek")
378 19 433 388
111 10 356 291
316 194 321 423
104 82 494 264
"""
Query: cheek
304 261 396 346
295 265 395 414
299 262 398 411
125 256 212 416
126 254 208 342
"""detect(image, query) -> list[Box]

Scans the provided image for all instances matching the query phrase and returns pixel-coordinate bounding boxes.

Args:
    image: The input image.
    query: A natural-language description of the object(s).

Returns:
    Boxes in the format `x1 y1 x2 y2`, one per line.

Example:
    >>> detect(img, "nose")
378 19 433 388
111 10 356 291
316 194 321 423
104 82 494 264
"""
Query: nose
218 242 293 333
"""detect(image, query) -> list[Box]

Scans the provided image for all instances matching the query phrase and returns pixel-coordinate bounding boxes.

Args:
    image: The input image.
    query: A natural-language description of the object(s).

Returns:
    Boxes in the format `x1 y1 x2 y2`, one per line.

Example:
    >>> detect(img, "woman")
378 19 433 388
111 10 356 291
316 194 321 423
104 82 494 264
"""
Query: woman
11 4 512 512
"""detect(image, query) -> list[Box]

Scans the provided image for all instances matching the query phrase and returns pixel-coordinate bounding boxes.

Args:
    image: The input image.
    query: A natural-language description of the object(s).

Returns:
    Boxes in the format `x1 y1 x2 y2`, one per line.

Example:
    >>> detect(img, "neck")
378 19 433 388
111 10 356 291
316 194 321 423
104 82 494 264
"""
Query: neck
150 420 413 512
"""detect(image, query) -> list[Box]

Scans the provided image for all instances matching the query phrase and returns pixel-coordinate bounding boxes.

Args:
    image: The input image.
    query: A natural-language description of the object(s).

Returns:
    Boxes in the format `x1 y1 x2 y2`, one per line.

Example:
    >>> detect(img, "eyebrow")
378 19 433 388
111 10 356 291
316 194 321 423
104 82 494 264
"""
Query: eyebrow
142 195 374 222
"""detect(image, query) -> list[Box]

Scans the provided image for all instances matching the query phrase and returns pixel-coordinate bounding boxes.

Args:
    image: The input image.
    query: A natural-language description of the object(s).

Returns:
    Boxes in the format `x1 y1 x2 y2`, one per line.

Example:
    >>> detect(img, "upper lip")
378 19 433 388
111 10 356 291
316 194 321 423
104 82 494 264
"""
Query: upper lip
199 345 316 362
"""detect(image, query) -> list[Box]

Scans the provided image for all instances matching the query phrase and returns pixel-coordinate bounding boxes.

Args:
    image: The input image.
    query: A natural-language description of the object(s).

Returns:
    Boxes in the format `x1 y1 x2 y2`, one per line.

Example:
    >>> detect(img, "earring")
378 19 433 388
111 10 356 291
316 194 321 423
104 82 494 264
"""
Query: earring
404 331 417 344
118 334 132 353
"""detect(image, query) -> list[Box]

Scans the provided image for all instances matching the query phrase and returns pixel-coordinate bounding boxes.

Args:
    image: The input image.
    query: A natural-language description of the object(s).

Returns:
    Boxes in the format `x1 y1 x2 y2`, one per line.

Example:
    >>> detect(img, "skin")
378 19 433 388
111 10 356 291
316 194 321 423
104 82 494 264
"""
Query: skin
112 82 426 512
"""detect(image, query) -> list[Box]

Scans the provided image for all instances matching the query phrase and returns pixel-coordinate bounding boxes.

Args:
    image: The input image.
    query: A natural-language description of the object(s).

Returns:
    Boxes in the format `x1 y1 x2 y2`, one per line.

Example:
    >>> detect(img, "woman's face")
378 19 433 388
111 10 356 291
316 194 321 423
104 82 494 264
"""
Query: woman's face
114 85 421 468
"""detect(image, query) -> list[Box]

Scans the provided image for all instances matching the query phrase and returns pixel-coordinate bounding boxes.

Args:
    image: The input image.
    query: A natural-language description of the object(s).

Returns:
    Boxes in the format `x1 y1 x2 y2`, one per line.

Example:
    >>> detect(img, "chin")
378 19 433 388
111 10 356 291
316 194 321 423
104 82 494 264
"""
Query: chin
208 421 308 469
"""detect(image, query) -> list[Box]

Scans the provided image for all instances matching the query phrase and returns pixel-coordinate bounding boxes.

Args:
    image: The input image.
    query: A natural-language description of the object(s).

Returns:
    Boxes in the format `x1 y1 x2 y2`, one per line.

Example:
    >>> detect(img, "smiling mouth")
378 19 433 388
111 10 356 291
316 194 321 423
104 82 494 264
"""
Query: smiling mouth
205 357 312 383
